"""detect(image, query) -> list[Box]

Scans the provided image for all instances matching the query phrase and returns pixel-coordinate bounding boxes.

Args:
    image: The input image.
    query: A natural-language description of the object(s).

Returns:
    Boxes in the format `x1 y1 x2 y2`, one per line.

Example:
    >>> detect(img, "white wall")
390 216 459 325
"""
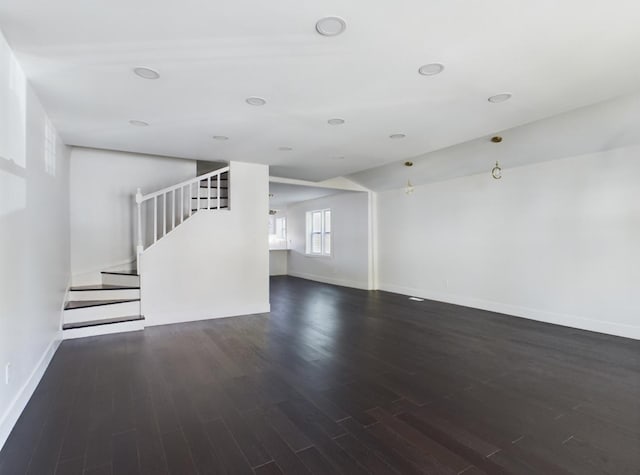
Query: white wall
70 147 196 283
140 161 270 325
377 148 640 339
269 250 288 276
0 30 70 448
287 191 370 289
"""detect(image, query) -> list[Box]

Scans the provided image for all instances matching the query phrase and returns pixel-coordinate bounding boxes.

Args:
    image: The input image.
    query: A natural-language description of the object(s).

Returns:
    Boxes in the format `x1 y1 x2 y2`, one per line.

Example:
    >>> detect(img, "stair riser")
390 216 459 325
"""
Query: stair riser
64 301 140 324
101 273 140 287
63 319 144 340
68 289 140 301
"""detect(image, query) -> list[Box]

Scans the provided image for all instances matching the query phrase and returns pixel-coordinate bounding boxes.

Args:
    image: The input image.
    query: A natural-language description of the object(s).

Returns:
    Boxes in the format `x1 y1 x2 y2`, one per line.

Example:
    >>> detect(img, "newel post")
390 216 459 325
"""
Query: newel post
135 188 144 270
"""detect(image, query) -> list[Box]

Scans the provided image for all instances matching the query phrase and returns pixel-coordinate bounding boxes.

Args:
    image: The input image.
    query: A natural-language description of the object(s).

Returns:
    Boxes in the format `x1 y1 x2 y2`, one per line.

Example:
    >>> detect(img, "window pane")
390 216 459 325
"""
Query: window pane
323 232 331 255
312 211 322 232
311 233 322 253
275 217 286 238
324 210 331 233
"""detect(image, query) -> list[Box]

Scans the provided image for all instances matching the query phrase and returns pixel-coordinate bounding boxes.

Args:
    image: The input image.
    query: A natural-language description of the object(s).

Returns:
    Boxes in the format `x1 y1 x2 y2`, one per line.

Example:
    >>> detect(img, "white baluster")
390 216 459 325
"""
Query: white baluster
208 176 211 210
189 183 193 217
180 185 184 223
163 193 166 236
217 173 221 210
172 189 176 229
136 188 143 267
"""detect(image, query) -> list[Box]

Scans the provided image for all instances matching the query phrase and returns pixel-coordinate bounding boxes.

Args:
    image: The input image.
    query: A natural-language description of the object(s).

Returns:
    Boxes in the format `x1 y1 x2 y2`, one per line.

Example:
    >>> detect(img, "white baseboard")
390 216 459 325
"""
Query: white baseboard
145 304 271 327
379 283 640 340
288 271 370 290
0 338 60 450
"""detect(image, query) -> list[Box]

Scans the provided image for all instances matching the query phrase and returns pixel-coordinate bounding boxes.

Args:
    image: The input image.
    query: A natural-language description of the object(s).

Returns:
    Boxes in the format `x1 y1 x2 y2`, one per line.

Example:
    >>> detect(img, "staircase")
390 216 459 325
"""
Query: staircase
62 167 230 339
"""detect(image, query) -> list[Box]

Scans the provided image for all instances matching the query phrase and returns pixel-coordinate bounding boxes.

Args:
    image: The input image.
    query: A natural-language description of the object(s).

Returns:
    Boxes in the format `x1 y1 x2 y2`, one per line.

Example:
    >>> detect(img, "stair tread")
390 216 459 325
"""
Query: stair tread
64 298 140 310
199 185 229 189
191 207 229 211
63 315 145 330
70 284 140 291
101 271 139 276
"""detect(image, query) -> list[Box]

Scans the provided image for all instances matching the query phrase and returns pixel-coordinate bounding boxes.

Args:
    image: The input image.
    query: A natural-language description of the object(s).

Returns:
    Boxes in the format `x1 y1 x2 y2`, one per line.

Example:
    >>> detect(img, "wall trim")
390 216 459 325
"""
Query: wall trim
145 304 271 327
0 338 60 450
289 271 370 290
379 283 640 340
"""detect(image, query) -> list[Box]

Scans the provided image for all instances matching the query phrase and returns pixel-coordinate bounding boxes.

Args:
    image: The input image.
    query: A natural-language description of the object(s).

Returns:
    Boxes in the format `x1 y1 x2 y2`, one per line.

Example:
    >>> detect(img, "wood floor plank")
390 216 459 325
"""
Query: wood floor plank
112 430 140 475
160 430 198 475
0 276 637 475
203 419 253 475
243 410 312 475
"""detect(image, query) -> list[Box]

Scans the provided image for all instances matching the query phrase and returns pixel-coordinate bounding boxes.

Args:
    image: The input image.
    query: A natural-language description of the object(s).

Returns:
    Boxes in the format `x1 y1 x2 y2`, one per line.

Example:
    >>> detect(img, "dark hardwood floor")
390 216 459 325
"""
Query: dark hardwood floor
1 276 638 474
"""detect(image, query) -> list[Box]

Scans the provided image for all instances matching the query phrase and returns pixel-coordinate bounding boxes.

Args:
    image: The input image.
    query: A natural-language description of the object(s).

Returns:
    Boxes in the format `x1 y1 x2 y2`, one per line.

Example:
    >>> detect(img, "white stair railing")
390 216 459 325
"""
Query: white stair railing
135 167 229 266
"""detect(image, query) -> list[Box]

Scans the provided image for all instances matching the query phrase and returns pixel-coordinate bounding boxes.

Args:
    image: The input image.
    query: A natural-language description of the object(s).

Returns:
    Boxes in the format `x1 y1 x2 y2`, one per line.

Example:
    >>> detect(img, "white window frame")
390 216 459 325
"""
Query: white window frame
305 208 331 257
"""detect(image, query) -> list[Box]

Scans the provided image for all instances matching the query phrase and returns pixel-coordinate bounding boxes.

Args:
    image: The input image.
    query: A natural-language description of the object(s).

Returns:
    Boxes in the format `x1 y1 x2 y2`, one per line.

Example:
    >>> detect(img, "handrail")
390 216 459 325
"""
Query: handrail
138 166 229 202
135 167 230 268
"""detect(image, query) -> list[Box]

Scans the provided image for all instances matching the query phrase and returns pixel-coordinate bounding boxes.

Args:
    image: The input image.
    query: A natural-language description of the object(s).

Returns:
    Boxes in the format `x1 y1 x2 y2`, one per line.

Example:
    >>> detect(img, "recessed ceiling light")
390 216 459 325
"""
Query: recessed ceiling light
212 135 229 141
330 156 345 160
133 67 160 80
327 118 345 125
278 146 293 151
129 120 149 127
246 96 266 106
389 133 406 139
488 93 512 103
316 17 347 37
418 63 444 76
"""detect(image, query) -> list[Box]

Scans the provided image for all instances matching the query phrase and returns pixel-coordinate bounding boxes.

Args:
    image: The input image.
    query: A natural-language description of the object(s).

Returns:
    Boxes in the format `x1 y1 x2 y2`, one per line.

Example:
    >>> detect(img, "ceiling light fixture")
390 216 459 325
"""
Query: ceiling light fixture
488 93 512 103
491 161 503 179
405 180 415 195
404 161 414 194
212 135 229 141
129 120 149 127
328 118 345 125
133 67 160 80
330 156 345 160
418 63 444 76
278 146 293 151
246 97 266 106
315 17 347 37
390 133 406 139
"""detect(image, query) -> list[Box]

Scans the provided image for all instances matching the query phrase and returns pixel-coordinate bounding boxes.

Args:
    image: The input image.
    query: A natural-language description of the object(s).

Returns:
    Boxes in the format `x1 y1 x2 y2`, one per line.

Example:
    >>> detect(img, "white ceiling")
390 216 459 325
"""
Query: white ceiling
269 182 348 209
349 90 640 190
1 0 640 181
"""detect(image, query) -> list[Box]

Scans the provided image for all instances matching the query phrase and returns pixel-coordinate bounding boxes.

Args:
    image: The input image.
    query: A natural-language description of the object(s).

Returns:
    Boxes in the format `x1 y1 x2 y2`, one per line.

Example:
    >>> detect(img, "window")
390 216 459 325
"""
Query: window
306 209 331 256
269 215 287 249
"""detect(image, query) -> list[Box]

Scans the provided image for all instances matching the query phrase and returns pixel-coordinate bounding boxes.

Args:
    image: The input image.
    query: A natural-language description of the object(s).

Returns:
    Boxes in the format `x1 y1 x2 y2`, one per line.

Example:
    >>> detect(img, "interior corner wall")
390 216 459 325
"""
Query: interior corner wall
377 148 640 339
287 191 370 289
140 161 270 326
269 251 288 276
69 147 196 283
0 30 71 448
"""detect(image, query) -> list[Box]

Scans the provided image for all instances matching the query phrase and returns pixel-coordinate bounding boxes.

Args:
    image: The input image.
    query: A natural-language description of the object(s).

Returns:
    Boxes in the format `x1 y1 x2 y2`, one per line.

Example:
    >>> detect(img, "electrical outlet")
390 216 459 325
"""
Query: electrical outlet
5 363 11 385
